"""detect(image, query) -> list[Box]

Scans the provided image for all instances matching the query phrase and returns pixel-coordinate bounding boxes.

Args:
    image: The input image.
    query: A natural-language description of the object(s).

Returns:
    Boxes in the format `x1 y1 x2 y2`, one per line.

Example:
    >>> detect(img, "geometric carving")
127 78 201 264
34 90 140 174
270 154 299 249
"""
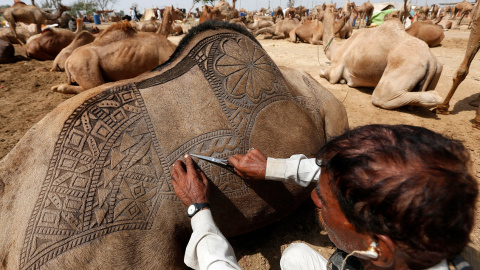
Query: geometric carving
21 30 320 269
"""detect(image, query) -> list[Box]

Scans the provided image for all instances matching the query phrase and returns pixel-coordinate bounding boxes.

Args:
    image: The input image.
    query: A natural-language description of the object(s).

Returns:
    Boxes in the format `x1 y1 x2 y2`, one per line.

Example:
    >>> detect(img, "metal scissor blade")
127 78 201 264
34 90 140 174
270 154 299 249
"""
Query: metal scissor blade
189 153 228 165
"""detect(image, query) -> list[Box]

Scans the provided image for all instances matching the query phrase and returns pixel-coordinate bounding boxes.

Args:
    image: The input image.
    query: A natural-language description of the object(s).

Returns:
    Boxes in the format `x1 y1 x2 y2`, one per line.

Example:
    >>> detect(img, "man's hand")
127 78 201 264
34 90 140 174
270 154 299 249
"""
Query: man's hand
228 149 267 180
171 154 209 207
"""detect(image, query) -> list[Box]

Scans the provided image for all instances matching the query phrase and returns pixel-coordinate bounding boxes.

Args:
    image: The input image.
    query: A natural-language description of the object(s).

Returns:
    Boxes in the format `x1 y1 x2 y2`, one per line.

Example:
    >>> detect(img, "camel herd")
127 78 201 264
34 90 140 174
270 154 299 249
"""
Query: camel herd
0 0 478 126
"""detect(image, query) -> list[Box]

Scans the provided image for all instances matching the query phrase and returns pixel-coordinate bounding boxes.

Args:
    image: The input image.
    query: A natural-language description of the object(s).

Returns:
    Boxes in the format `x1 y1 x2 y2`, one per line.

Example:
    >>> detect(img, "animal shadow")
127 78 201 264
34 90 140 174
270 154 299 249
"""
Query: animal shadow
448 93 479 115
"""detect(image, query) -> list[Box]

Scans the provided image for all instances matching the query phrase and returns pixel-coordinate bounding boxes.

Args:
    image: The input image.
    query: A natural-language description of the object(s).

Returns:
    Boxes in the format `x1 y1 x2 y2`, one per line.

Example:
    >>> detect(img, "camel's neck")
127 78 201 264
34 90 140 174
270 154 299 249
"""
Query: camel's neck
322 9 337 60
41 6 64 20
433 15 444 24
157 10 173 37
74 20 83 35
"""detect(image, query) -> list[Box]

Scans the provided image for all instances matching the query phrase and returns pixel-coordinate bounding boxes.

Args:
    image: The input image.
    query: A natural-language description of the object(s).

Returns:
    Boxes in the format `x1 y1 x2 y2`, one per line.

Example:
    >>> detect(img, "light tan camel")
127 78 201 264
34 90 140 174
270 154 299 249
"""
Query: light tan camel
436 1 480 128
452 0 474 18
3 2 70 45
132 17 159 32
254 17 300 39
215 0 239 19
436 12 454 29
199 5 226 23
52 7 181 94
246 18 274 31
406 21 445 47
51 22 97 71
320 6 443 109
0 27 33 44
352 1 374 27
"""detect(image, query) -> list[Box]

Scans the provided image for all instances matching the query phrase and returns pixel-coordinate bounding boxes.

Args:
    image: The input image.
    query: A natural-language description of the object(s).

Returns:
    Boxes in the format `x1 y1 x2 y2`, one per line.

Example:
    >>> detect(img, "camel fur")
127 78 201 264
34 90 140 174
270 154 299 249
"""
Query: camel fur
51 30 96 72
406 21 445 47
254 17 300 39
437 1 480 129
0 21 348 269
320 5 443 109
25 28 75 60
0 39 14 64
52 7 181 94
0 27 33 44
3 2 70 45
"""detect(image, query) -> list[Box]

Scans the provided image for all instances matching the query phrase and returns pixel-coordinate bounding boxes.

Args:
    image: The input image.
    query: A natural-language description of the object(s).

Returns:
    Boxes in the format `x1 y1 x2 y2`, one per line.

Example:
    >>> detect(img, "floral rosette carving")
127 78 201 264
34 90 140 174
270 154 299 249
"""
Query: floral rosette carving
215 38 276 103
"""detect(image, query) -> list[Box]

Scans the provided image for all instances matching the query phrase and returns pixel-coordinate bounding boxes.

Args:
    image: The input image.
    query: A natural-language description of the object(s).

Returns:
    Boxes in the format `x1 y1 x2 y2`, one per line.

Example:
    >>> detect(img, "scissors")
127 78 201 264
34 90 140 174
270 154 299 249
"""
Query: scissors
189 153 235 172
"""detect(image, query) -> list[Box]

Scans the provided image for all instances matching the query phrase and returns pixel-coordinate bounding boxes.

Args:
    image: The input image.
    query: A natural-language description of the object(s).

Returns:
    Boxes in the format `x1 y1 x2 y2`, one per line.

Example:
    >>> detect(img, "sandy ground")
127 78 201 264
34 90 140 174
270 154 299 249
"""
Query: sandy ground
0 27 479 269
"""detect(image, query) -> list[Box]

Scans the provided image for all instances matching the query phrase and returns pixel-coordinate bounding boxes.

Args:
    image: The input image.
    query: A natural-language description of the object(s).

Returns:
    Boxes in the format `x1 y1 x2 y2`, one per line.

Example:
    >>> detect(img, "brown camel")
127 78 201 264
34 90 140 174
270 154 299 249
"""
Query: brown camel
0 21 348 270
3 2 70 45
436 1 480 128
0 39 14 64
406 21 445 47
254 17 300 39
452 0 474 18
52 7 182 94
273 6 284 23
199 5 226 23
0 27 33 44
430 4 439 19
422 4 430 18
320 5 443 109
25 27 76 60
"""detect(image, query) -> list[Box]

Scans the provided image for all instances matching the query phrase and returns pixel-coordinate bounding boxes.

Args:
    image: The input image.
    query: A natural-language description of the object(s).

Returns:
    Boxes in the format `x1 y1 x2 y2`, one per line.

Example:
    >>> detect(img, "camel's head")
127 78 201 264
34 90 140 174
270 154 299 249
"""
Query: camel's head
384 11 400 21
172 8 184 20
58 4 71 12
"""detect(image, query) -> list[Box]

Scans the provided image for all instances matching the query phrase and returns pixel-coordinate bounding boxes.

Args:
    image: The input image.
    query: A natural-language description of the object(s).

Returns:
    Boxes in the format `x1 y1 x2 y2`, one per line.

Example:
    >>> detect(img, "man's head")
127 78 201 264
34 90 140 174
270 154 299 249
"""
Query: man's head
314 125 478 268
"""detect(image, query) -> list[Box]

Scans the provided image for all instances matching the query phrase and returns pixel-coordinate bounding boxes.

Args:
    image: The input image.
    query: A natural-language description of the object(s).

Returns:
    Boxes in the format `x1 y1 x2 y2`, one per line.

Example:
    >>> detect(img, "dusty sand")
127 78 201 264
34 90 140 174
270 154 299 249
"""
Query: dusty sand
0 28 479 269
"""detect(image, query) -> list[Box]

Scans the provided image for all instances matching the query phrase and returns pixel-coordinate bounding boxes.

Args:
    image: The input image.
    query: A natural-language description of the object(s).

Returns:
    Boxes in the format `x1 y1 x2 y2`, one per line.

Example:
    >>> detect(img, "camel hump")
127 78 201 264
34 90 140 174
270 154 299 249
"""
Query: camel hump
13 2 27 6
41 28 55 35
97 20 136 38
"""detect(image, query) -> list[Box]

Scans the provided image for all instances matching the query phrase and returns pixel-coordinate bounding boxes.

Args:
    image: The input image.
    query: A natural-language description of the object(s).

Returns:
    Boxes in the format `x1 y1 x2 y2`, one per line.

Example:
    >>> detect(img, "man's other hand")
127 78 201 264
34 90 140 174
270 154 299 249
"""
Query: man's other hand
171 154 209 207
228 149 267 180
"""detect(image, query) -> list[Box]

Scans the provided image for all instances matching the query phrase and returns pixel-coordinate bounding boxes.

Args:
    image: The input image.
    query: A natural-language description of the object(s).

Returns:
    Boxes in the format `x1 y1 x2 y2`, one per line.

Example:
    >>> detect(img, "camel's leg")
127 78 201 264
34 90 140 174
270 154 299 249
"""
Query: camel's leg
9 23 24 46
436 11 480 115
36 23 42 34
272 32 286 39
469 94 480 107
474 103 480 129
319 62 344 84
51 84 85 94
372 63 443 109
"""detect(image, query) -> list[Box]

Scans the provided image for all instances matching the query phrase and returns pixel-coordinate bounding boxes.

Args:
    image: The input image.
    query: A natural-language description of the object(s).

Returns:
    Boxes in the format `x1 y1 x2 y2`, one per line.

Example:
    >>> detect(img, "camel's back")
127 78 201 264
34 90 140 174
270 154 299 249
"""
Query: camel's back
0 21 347 269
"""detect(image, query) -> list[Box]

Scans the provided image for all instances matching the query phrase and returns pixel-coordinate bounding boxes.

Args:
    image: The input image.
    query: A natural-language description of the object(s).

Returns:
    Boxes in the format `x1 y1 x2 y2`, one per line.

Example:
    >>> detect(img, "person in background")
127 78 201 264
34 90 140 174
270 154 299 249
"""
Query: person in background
171 125 478 269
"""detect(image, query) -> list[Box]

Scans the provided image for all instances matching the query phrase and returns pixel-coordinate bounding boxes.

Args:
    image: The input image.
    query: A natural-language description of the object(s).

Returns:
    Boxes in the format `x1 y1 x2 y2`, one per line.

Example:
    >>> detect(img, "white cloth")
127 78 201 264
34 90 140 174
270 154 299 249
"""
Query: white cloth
280 243 328 269
185 209 241 269
266 154 320 186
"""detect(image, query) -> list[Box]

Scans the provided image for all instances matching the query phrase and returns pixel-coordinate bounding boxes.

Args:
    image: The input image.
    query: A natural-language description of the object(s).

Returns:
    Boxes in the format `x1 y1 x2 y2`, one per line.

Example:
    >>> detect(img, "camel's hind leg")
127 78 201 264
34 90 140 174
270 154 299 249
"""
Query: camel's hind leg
51 84 85 94
372 63 443 109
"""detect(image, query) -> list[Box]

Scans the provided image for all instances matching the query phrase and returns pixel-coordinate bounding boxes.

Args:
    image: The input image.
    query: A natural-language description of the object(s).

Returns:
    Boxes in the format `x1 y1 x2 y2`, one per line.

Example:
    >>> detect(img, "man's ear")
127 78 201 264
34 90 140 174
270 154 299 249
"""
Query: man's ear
371 234 396 267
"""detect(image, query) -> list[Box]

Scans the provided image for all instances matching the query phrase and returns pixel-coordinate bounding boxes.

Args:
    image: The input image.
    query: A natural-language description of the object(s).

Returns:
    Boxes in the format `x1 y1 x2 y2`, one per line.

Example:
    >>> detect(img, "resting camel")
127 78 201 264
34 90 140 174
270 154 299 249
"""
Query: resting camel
0 39 14 64
273 6 284 23
51 22 97 71
430 4 439 19
406 21 445 47
320 7 443 109
52 7 182 94
436 1 480 129
0 21 348 269
132 17 159 32
25 19 84 61
3 2 70 45
254 17 300 39
246 18 274 31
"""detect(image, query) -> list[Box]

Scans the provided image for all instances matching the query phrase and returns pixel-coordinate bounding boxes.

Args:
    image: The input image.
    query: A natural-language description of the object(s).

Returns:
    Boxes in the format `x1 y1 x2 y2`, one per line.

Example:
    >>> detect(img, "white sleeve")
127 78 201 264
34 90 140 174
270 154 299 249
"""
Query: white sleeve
184 210 241 270
265 154 320 187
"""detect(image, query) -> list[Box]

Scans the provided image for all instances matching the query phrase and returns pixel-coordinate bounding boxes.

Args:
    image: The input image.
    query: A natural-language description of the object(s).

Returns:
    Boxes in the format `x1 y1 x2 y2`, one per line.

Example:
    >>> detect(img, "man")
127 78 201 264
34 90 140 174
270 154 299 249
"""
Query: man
171 125 478 269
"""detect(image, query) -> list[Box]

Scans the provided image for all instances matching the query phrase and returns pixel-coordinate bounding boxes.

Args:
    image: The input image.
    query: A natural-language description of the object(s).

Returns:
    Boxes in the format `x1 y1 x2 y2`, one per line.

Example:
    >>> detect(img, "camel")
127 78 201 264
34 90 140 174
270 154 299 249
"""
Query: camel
422 4 430 18
406 21 445 47
430 4 440 19
436 1 480 129
132 17 159 32
0 39 14 64
51 30 96 71
25 27 76 60
436 12 454 29
0 21 348 269
199 5 226 23
215 0 239 19
246 18 274 31
352 1 374 27
319 6 443 109
452 0 474 18
51 7 182 94
45 12 73 28
3 2 70 45
25 19 84 61
0 27 33 44
273 6 284 23
254 17 300 39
